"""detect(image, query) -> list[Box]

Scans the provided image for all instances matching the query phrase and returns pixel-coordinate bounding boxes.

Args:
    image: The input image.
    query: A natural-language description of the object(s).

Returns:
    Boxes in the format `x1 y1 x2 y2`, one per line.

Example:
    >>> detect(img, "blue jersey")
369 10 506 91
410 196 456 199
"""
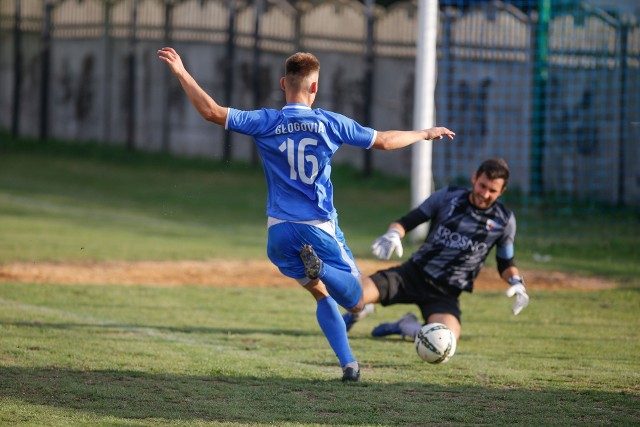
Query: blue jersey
226 103 376 221
410 186 516 292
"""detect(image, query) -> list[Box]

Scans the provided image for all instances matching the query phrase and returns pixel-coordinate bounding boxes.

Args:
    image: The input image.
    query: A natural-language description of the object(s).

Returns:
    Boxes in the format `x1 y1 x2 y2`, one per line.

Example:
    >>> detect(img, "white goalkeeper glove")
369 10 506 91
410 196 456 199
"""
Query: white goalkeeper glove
506 276 529 315
371 229 403 260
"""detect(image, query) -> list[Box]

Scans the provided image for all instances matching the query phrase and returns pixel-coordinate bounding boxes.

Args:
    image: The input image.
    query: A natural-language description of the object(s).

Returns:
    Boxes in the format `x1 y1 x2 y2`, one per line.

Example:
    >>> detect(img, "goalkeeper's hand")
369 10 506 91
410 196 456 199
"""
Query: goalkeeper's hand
371 229 403 260
505 276 529 315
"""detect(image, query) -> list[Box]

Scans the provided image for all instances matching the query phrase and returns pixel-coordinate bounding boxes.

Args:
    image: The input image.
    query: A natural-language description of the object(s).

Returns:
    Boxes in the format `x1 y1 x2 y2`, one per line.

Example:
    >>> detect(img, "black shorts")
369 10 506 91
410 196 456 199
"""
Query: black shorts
370 260 462 323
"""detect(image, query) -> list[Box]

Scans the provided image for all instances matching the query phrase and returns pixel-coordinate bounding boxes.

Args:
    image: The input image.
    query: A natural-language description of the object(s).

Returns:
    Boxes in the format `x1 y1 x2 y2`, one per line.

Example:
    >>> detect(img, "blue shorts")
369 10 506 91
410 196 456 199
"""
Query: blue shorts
267 219 360 284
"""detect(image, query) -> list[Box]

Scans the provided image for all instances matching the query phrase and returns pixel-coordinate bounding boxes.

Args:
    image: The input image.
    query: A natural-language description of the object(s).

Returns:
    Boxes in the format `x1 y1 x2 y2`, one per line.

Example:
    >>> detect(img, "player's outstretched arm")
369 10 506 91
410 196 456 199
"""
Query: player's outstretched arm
157 47 228 126
372 126 455 151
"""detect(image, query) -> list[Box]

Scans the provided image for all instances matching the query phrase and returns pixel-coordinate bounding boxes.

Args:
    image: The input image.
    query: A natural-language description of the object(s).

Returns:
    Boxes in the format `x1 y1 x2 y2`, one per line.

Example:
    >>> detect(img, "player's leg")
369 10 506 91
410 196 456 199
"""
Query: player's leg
372 304 461 341
342 275 379 331
416 294 461 340
427 313 461 340
297 220 364 312
371 312 421 339
299 244 363 311
266 221 360 381
377 297 461 341
303 279 360 381
361 275 383 303
347 262 413 333
371 311 461 340
369 263 462 340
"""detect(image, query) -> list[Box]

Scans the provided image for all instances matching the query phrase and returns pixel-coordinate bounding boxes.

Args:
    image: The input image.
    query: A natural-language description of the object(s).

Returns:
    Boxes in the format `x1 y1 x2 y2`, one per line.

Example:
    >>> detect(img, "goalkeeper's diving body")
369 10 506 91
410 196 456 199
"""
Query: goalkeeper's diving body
342 158 530 341
157 47 455 381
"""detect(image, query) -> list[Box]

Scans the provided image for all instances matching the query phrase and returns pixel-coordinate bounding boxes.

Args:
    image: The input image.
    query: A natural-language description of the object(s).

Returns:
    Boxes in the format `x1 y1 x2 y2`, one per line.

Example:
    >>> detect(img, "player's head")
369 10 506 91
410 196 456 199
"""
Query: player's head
470 158 510 209
281 52 320 97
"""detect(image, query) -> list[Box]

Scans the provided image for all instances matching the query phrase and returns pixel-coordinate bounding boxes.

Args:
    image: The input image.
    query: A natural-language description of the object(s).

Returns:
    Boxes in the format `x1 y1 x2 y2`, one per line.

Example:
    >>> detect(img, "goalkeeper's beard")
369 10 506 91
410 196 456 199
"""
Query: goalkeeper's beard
470 192 494 209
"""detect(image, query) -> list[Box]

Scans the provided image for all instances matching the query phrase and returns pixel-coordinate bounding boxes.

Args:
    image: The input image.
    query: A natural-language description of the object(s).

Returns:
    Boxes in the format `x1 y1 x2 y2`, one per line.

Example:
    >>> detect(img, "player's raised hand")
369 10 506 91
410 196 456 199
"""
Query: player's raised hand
425 126 455 141
371 229 403 260
157 47 227 126
505 276 529 315
157 47 186 78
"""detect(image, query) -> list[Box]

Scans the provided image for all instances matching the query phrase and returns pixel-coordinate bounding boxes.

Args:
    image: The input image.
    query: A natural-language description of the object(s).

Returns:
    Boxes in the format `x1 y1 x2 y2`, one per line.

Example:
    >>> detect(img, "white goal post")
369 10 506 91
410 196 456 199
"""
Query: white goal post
411 0 439 242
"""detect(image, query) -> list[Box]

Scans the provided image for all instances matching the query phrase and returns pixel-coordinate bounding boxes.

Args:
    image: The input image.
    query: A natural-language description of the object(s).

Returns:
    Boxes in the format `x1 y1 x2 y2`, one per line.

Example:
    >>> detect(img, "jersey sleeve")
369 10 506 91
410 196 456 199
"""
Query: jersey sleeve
324 110 376 149
496 212 516 259
417 187 448 218
397 188 449 232
397 207 430 233
226 108 272 136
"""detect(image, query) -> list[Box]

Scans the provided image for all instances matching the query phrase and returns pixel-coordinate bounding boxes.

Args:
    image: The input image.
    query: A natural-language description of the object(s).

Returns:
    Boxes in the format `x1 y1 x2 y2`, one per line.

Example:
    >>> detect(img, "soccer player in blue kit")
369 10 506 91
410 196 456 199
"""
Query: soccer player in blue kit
157 47 455 381
343 158 530 344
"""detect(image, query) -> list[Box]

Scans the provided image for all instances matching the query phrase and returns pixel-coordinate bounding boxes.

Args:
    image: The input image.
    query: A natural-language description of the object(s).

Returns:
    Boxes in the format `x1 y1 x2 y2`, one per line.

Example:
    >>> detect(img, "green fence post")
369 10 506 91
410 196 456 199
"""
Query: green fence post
531 0 550 197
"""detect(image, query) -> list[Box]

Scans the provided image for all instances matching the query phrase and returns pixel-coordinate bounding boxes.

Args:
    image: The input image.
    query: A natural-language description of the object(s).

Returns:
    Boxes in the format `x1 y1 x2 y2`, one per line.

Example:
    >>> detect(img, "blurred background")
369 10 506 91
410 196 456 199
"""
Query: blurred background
1 0 638 205
1 5 639 422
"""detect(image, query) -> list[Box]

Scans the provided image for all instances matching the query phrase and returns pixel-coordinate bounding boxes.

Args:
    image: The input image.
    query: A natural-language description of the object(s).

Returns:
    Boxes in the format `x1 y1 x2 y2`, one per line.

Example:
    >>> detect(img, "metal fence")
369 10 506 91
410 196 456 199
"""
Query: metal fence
1 0 639 206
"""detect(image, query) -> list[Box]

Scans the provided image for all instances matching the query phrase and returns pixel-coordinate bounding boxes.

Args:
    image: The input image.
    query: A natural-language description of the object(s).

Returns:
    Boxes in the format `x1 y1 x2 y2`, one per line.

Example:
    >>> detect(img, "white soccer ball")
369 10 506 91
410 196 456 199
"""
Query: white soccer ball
414 323 457 364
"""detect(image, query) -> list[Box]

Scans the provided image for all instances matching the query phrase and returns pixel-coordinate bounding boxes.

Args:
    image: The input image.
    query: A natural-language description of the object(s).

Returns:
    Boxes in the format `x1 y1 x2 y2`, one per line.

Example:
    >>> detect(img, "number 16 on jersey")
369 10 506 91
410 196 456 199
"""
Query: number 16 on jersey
279 137 319 184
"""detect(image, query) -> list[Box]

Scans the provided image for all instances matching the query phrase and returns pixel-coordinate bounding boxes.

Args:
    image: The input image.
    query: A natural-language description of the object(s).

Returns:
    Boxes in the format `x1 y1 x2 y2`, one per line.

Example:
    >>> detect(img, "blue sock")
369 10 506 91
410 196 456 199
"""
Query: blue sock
318 263 362 310
316 296 355 367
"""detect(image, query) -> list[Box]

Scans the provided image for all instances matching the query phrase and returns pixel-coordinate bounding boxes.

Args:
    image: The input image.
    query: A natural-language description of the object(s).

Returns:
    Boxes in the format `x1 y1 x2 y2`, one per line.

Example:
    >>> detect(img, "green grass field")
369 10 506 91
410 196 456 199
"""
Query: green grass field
1 134 639 425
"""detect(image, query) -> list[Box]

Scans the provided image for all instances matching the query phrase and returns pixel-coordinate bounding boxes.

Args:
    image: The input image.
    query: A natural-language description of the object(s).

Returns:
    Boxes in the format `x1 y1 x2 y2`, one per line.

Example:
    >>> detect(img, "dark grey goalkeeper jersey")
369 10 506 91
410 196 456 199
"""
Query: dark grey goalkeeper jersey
408 186 516 293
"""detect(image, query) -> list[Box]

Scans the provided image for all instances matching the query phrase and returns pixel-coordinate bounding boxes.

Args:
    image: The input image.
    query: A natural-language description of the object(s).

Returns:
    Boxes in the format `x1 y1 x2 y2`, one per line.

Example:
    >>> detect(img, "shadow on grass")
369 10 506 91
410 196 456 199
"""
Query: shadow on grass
1 366 638 425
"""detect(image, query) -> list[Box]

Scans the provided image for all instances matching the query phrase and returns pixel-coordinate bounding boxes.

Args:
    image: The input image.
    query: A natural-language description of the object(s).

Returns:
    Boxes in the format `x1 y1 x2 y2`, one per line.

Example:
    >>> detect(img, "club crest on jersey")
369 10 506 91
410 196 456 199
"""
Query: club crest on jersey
486 219 500 231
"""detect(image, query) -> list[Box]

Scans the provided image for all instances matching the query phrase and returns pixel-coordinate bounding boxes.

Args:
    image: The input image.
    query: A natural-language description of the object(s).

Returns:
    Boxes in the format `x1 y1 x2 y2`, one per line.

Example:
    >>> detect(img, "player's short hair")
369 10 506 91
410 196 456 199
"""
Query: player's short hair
476 158 510 188
285 52 320 88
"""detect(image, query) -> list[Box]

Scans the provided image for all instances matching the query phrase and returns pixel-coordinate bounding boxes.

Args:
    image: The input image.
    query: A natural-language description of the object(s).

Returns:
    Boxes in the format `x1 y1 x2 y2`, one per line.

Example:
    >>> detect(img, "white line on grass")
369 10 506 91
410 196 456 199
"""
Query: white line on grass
0 297 327 376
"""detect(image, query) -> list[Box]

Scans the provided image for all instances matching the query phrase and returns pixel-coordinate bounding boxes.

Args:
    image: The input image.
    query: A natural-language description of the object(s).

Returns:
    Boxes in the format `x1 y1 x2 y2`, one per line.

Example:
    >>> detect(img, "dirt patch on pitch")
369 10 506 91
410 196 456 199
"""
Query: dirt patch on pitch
0 259 616 291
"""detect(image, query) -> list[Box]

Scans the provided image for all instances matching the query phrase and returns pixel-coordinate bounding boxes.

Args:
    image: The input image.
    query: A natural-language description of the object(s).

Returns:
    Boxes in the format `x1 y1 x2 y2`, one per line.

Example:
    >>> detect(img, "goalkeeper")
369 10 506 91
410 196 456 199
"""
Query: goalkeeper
343 158 529 341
